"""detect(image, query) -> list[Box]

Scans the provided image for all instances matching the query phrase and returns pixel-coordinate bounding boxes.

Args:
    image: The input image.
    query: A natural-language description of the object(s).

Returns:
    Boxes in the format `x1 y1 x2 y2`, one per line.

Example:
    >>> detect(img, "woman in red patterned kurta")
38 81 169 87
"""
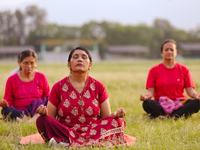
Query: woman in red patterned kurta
36 47 127 148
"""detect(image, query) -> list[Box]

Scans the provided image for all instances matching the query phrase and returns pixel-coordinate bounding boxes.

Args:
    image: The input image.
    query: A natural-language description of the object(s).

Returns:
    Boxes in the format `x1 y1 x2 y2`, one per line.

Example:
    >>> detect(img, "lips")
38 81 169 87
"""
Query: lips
26 69 32 72
76 64 83 67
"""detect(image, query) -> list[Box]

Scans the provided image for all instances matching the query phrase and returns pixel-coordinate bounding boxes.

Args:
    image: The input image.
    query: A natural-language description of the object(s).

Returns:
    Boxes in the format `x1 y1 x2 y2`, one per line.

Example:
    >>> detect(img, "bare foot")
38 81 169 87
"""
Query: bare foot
16 115 30 122
29 113 40 122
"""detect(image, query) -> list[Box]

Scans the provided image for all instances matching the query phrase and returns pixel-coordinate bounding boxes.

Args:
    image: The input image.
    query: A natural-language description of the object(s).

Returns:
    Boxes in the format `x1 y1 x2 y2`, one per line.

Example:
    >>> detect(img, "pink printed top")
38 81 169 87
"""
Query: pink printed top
4 72 50 110
146 63 194 100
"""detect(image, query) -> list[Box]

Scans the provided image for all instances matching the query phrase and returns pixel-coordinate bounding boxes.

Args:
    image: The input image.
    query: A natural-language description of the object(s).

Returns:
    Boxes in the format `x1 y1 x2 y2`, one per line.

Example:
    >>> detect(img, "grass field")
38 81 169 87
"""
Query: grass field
0 59 200 150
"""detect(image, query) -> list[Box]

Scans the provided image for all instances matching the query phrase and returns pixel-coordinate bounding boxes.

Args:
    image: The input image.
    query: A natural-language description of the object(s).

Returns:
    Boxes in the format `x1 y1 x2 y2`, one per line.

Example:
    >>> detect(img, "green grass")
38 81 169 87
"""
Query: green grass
0 59 200 150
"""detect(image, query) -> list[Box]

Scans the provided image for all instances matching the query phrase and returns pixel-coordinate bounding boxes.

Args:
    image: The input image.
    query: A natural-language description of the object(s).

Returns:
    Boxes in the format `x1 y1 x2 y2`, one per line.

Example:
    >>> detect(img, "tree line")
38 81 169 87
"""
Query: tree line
1 5 200 58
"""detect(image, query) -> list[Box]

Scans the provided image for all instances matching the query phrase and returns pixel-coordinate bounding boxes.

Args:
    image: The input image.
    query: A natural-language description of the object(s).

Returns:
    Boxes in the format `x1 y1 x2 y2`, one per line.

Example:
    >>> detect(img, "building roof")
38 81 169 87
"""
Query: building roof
37 39 102 45
0 46 35 54
179 43 200 51
108 45 149 53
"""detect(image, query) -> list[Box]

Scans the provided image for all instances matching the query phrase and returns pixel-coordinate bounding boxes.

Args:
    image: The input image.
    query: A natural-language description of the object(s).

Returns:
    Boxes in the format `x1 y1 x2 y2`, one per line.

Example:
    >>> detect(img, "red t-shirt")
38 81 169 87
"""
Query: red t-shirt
146 63 194 100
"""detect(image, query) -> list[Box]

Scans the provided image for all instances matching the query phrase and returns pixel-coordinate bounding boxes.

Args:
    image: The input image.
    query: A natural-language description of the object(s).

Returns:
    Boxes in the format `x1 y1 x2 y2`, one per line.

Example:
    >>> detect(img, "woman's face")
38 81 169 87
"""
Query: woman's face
68 49 92 73
161 42 177 60
18 56 37 74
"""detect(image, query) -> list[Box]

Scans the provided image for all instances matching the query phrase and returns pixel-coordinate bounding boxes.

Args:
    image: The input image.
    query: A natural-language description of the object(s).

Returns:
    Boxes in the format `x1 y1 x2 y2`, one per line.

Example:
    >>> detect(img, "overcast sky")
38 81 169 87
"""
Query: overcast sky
1 0 200 31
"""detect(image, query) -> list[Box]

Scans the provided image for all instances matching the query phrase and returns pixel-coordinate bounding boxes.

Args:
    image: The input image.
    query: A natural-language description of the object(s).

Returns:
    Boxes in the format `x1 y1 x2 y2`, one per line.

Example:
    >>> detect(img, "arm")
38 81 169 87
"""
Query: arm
47 101 57 118
100 98 111 118
140 87 155 101
4 77 14 106
185 87 200 100
42 74 50 99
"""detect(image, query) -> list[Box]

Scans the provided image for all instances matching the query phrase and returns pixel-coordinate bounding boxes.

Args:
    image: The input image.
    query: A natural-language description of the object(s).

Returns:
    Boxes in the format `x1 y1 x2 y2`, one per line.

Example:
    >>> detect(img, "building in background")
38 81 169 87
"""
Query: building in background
0 46 35 61
36 39 102 62
179 43 200 58
107 45 150 61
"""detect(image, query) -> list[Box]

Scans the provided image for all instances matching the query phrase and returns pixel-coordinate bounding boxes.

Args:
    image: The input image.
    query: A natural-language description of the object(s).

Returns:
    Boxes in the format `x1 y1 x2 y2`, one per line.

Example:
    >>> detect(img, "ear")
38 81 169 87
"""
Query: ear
68 62 71 70
18 60 21 66
88 62 92 70
35 62 37 68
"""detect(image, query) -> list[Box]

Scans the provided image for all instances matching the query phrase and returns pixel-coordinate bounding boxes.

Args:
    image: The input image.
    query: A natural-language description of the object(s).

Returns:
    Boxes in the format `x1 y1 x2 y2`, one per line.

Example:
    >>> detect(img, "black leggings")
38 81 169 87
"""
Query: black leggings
143 99 200 118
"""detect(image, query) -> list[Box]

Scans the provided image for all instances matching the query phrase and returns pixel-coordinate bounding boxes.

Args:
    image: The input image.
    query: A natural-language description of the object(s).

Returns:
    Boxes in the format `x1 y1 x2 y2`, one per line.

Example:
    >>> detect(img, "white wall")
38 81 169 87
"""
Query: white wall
39 50 100 62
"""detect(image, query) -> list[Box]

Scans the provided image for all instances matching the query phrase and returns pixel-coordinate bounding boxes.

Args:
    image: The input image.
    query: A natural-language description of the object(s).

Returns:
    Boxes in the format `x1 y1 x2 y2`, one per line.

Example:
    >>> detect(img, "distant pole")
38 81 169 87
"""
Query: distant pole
93 44 99 51
40 43 46 61
61 44 66 52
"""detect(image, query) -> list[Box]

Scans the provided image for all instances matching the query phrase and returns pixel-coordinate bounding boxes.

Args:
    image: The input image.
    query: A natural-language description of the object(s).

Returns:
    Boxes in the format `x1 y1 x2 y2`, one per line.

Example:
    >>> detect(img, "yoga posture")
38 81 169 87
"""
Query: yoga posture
36 47 128 147
140 39 200 118
0 50 50 120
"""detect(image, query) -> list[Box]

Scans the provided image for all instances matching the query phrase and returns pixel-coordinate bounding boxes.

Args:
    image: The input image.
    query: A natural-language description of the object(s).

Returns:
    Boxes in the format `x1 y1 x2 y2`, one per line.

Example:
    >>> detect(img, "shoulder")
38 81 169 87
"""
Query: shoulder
89 76 104 86
88 76 106 92
7 73 18 81
176 63 189 69
35 71 47 78
52 76 68 89
175 63 190 72
149 63 163 72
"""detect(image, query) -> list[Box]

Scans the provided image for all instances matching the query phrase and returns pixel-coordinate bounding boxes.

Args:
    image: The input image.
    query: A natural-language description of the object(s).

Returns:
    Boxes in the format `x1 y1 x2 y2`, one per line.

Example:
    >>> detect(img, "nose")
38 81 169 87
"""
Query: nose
78 56 83 61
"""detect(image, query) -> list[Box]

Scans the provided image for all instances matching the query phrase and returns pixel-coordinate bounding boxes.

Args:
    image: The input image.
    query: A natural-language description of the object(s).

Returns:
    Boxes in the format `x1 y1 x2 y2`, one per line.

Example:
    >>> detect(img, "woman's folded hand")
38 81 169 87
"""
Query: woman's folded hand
111 108 126 119
0 99 8 108
37 104 48 116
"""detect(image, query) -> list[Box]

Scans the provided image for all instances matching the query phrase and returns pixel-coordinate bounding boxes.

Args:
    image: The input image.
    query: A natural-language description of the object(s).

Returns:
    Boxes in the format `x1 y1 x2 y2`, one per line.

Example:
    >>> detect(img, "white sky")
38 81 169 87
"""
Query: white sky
0 0 200 31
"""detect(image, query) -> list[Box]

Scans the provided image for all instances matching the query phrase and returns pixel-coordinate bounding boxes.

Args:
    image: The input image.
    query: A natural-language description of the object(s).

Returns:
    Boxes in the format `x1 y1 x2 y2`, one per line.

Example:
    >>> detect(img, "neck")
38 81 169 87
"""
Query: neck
18 70 35 82
163 60 176 68
70 72 88 83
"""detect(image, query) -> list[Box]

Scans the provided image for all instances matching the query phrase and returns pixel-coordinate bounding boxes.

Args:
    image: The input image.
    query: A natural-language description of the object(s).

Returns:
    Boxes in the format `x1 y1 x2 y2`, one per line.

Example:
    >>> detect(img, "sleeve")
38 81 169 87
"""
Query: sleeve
184 67 195 88
3 77 14 106
49 81 61 107
42 74 50 99
96 81 109 104
146 67 156 89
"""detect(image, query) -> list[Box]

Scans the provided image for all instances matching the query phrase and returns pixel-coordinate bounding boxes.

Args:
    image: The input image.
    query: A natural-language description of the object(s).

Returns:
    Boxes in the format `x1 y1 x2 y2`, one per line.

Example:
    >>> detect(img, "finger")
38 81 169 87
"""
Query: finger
44 108 47 116
37 105 42 113
40 108 45 115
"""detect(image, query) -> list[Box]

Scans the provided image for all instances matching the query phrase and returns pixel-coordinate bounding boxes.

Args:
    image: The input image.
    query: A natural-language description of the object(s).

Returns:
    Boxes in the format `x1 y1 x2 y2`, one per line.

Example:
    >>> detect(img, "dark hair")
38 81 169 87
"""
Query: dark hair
160 39 177 52
68 47 92 62
18 49 37 70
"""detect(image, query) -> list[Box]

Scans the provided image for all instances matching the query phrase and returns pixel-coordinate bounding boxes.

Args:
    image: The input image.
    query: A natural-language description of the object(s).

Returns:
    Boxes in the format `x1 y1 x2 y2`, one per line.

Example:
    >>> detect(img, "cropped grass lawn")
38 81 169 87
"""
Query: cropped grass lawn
0 59 200 150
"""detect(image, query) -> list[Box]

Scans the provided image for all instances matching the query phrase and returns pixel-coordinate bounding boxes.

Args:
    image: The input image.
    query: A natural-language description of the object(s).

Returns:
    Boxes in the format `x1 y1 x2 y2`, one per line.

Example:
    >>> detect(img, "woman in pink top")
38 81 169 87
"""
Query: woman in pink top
0 50 50 120
36 47 128 148
140 39 200 118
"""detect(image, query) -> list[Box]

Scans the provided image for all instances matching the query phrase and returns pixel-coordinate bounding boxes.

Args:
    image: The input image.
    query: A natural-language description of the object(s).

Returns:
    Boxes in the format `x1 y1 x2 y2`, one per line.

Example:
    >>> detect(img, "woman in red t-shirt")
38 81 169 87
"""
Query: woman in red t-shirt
0 50 50 121
140 39 200 118
36 47 130 148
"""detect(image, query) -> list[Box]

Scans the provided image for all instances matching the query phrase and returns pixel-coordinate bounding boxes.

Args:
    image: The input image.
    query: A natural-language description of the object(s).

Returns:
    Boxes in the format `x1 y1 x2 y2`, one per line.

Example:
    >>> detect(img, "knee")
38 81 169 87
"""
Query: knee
191 99 200 109
36 115 54 128
1 107 10 115
36 115 48 128
1 107 6 114
142 99 152 110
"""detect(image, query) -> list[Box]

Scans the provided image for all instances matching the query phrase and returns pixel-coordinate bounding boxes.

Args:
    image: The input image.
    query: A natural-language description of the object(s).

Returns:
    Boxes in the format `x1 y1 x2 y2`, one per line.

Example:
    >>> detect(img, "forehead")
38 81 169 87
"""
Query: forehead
21 56 36 62
72 49 87 55
163 42 176 48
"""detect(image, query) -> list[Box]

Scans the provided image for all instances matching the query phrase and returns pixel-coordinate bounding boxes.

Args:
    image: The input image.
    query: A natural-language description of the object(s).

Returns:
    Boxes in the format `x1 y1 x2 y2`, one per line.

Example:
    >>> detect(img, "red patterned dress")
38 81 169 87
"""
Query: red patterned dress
36 76 127 147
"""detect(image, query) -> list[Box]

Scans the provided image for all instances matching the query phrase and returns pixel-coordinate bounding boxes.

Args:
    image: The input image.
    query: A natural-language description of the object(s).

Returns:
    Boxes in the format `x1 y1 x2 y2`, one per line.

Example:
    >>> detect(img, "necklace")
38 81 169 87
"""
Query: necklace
67 75 88 113
21 79 35 95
